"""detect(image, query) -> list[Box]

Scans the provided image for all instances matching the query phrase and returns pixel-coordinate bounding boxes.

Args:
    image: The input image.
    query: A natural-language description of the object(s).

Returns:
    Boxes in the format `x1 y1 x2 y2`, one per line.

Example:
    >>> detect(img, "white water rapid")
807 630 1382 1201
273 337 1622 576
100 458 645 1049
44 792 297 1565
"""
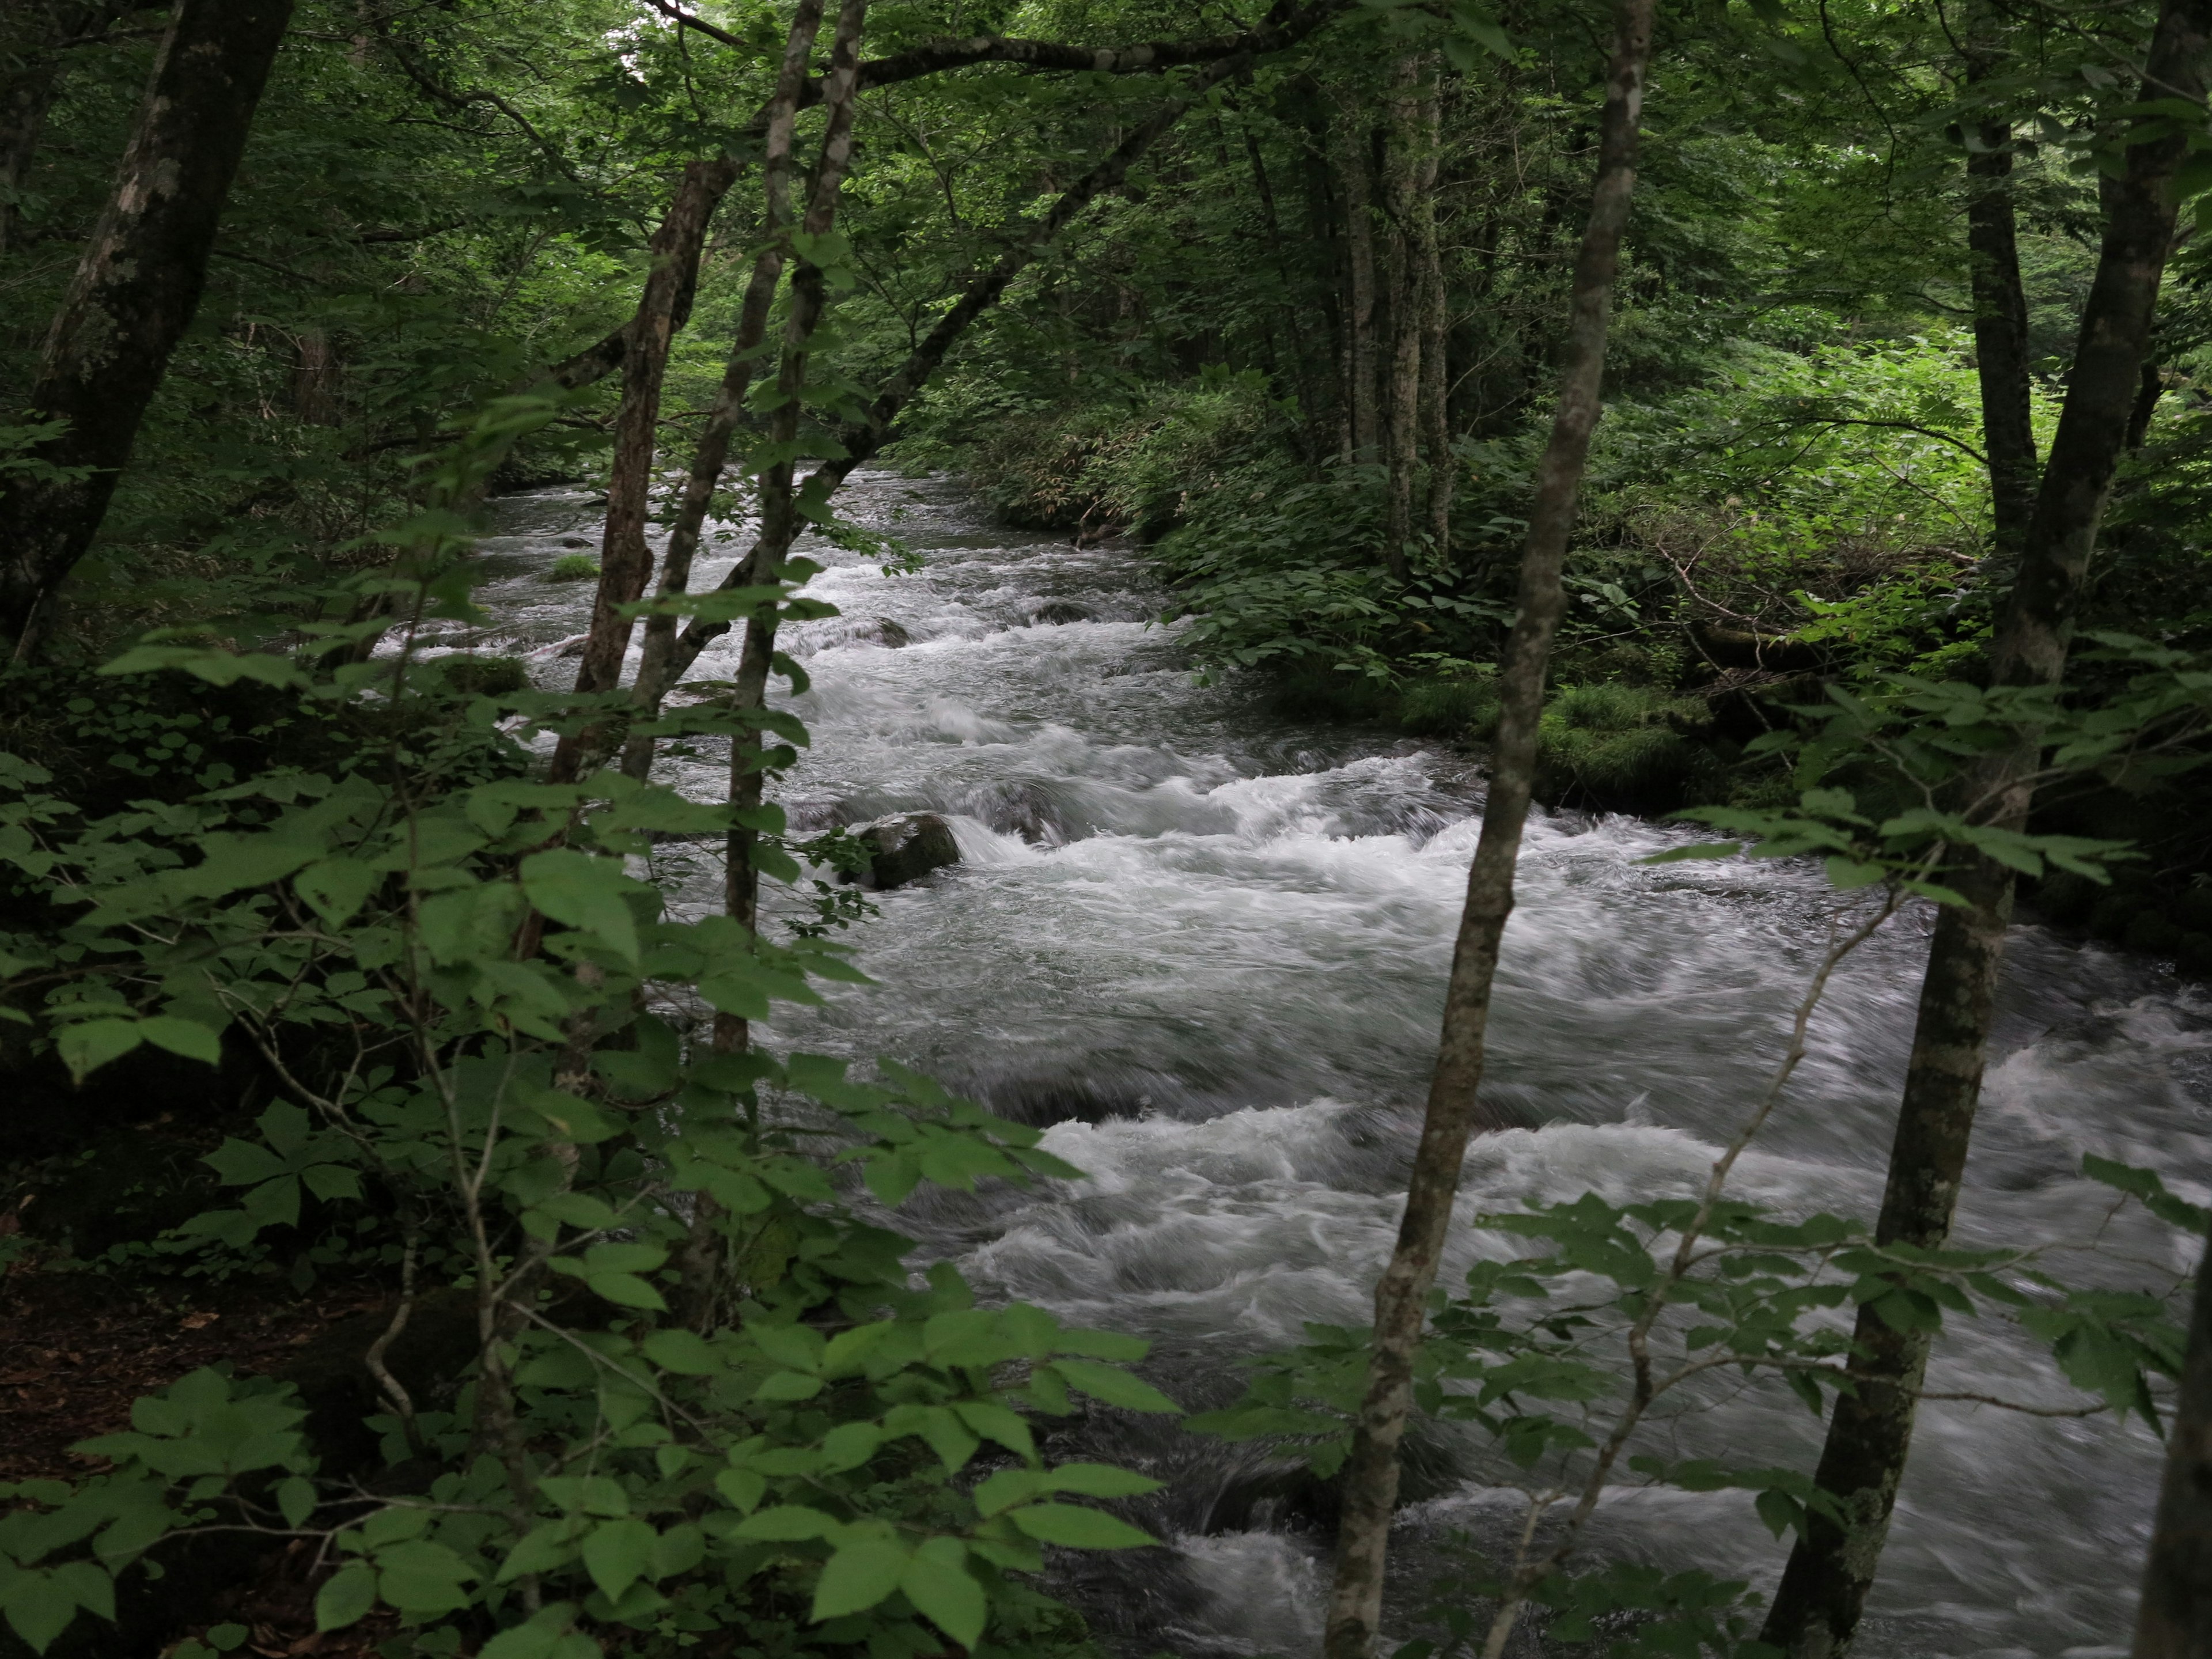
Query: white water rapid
457 470 2207 1659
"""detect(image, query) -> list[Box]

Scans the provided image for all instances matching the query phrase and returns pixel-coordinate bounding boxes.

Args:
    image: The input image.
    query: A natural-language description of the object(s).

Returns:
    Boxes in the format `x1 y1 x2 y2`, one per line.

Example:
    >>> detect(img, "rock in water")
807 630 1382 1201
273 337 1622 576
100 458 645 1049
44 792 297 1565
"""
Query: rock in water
860 813 960 889
857 616 911 647
1032 600 1090 625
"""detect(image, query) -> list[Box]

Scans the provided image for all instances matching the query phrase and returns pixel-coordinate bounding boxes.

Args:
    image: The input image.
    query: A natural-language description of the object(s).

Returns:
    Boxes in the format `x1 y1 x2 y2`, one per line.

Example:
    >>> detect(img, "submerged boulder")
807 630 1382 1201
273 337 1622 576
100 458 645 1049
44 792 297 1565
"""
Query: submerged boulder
1032 600 1091 626
859 813 960 889
857 616 911 647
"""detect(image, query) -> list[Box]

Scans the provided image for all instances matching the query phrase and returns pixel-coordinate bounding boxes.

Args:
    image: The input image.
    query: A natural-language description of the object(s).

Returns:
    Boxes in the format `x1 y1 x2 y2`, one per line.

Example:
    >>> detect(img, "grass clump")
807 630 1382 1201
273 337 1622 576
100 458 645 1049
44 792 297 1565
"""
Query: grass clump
546 552 599 582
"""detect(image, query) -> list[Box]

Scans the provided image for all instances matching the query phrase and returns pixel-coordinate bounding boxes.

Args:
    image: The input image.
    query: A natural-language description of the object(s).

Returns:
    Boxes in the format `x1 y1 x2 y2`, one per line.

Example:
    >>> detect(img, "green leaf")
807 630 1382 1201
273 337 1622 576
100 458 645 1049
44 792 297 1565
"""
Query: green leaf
55 1018 143 1084
902 1539 987 1648
374 1539 476 1613
296 858 378 926
276 1476 317 1528
810 1539 911 1620
1 1570 81 1654
1008 1503 1157 1550
1047 1358 1180 1414
315 1564 378 1631
641 1328 715 1374
733 1506 838 1541
580 1518 657 1601
136 1016 224 1065
1048 1463 1164 1499
586 1272 666 1311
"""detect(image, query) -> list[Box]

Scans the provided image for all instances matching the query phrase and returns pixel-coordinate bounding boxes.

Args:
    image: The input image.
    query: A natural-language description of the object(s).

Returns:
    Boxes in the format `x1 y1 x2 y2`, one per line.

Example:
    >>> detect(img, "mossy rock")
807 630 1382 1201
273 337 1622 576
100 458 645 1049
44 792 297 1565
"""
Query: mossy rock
1531 683 1724 815
859 813 961 889
546 553 600 583
433 655 530 696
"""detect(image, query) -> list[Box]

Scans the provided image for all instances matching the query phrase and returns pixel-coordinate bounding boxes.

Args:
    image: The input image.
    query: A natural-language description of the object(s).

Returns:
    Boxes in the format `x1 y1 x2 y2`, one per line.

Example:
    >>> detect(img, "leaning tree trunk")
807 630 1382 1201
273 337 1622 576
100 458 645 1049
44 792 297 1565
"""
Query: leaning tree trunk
619 0 828 781
545 154 739 779
0 0 296 660
715 0 869 1010
2135 1211 2212 1657
1320 3 1657 1655
1963 23 2037 556
1760 3 2212 1654
638 40 1287 703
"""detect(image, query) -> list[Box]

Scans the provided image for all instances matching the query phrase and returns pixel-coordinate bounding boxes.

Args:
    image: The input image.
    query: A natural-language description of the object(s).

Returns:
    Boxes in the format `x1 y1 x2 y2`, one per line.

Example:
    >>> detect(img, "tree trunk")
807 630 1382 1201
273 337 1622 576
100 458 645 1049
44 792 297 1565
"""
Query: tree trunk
1320 4 1657 1655
620 0 827 782
1237 107 1321 451
1336 108 1381 465
547 153 738 780
1760 3 2212 1653
1963 31 2037 556
1418 66 1450 559
714 0 869 1036
2135 1213 2212 1658
1381 52 1423 582
0 0 297 660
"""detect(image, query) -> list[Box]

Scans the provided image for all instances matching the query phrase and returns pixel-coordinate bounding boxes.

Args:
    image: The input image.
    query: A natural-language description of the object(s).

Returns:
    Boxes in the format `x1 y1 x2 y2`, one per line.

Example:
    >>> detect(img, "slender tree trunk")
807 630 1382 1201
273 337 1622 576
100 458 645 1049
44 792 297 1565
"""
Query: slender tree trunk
1336 108 1381 465
1416 66 1450 559
0 0 297 660
1762 4 2212 1653
1963 33 2037 556
1381 52 1423 582
621 0 827 782
715 0 868 1031
1320 5 1656 1655
2135 1213 2212 1658
546 155 738 779
1238 107 1320 449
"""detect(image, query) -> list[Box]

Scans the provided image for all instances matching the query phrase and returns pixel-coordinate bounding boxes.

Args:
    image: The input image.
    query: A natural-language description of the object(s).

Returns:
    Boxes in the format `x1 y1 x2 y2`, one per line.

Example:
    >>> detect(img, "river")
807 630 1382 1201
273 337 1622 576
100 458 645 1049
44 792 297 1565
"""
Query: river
461 469 2207 1659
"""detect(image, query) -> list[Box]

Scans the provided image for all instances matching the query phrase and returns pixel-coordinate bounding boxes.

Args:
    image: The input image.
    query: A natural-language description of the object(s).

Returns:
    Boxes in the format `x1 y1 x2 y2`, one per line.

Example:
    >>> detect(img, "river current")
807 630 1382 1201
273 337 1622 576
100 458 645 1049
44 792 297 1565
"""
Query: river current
456 469 2210 1658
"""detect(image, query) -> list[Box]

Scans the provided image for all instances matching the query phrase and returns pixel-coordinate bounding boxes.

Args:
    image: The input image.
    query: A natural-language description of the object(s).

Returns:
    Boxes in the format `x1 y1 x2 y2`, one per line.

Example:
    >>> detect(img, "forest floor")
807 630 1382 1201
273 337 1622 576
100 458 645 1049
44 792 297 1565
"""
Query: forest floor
0 1257 400 1657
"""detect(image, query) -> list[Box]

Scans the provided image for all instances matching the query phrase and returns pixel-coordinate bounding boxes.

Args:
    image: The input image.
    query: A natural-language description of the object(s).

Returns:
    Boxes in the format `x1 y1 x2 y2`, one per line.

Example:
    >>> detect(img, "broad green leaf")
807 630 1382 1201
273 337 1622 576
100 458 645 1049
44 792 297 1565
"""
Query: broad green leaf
580 1517 657 1601
901 1539 986 1647
1008 1503 1157 1549
1048 1358 1180 1414
315 1564 378 1631
810 1539 911 1620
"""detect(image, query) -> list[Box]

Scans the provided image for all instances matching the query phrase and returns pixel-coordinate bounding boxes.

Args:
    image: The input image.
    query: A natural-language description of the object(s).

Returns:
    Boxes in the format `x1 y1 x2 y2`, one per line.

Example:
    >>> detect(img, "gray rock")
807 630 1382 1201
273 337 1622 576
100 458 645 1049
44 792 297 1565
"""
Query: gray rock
1032 601 1091 626
859 812 960 889
559 536 593 548
858 616 911 647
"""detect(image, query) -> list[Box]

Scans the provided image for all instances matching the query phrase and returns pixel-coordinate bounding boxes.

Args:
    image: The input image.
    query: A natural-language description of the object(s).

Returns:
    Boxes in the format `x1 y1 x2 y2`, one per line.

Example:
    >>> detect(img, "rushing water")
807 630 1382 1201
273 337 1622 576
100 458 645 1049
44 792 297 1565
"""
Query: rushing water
457 471 2211 1658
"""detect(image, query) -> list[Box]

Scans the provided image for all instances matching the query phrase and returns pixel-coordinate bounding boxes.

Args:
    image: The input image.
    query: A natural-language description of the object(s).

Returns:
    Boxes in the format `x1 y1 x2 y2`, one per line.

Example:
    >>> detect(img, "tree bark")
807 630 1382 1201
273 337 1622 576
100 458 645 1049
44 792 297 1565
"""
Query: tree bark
2135 1213 2212 1658
0 0 297 660
1237 105 1320 449
1320 4 1656 1654
714 0 869 1006
1419 71 1452 559
619 0 827 781
543 155 738 779
1336 108 1381 466
1381 52 1423 582
1760 3 2212 1653
1963 31 2037 557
